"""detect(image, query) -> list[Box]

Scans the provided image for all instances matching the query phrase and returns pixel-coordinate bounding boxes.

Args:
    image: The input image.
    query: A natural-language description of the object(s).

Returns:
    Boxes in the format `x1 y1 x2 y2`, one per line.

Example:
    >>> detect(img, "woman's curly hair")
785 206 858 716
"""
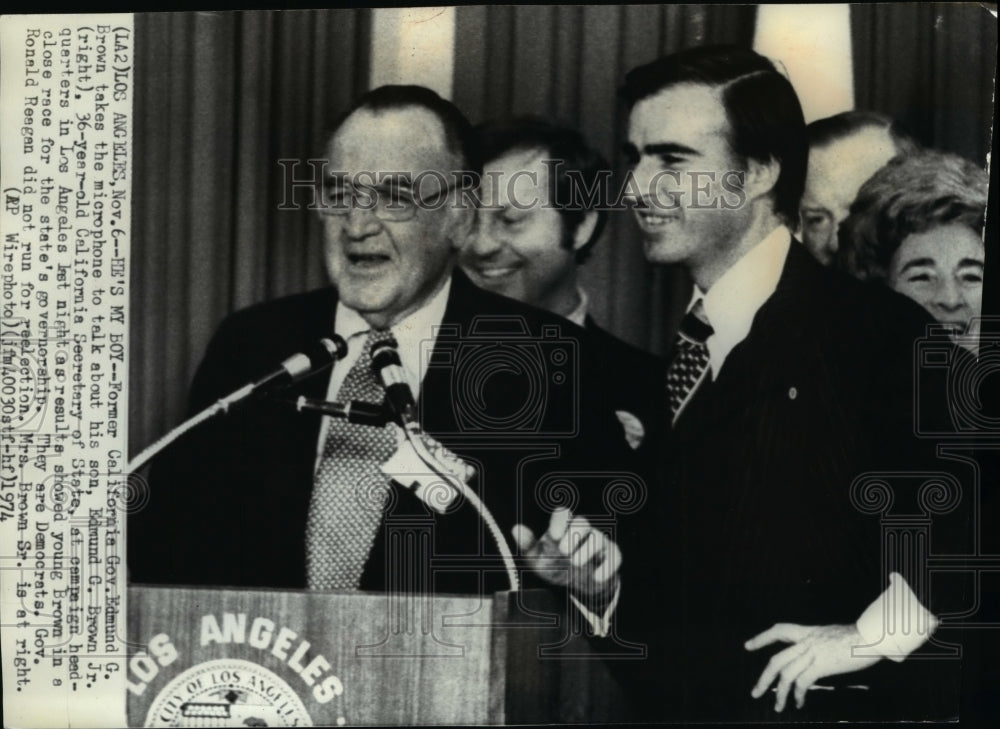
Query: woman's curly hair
836 150 987 282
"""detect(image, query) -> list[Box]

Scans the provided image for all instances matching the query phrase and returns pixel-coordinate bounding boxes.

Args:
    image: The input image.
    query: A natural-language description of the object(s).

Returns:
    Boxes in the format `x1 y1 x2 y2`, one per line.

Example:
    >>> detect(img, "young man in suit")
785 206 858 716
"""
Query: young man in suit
129 87 633 625
459 117 665 450
615 46 956 721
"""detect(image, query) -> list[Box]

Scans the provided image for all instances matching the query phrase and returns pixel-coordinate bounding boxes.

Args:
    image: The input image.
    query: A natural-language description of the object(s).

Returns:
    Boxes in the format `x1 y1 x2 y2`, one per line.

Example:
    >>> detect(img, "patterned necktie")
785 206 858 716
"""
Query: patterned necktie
666 299 714 424
305 329 398 590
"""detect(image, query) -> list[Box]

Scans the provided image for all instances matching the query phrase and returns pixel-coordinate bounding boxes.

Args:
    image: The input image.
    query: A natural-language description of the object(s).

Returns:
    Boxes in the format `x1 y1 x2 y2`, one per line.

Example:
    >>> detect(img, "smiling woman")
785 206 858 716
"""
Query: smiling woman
836 149 988 352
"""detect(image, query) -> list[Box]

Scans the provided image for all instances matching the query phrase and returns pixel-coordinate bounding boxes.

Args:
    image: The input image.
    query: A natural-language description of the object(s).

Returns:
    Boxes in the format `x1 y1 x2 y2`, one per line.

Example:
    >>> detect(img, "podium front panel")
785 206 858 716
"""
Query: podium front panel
127 586 497 726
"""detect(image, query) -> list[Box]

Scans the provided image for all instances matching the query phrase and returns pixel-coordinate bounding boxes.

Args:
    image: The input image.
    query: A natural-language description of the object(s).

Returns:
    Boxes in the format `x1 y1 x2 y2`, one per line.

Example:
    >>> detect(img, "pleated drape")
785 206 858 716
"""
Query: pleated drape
851 3 996 165
130 10 371 455
452 5 759 355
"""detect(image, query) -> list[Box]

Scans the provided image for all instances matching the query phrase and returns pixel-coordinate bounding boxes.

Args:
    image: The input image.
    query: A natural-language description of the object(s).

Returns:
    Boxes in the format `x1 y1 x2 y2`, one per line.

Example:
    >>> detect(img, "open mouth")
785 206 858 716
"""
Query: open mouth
634 209 680 232
939 320 969 337
347 252 392 269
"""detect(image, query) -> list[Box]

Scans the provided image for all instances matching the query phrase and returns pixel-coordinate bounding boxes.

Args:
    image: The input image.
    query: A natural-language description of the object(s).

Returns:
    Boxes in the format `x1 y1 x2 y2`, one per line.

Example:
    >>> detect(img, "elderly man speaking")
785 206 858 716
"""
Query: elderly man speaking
130 86 639 630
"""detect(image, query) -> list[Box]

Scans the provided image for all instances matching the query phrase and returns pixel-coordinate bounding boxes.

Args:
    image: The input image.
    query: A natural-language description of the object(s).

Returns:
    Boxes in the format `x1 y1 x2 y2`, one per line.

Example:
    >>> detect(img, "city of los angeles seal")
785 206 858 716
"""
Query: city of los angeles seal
144 658 313 727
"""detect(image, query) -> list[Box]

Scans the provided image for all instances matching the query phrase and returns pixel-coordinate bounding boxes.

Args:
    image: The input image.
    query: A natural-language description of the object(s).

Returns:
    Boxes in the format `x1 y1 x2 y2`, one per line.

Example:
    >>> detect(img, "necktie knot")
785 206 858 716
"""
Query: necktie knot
356 328 398 391
666 300 713 424
678 300 713 344
368 328 396 347
362 328 397 365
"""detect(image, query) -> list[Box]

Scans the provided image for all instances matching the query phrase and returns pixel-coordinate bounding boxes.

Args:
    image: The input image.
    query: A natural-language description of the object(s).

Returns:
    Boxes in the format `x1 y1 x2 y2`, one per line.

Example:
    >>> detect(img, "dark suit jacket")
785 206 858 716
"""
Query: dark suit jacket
129 270 647 598
583 314 667 450
619 242 960 722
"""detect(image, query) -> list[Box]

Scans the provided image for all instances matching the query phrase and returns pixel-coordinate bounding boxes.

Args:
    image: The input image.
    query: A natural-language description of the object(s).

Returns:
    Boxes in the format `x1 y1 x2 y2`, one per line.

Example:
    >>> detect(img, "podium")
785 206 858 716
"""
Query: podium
126 586 635 726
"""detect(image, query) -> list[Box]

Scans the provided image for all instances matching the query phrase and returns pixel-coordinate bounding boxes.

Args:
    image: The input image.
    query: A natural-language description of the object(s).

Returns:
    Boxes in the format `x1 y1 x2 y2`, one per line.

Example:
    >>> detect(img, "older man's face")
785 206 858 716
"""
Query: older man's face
800 127 897 265
321 106 464 329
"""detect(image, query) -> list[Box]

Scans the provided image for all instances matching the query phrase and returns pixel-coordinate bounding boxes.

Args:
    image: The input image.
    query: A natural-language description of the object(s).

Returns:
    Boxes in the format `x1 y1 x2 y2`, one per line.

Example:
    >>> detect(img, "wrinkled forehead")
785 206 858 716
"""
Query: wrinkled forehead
326 106 460 178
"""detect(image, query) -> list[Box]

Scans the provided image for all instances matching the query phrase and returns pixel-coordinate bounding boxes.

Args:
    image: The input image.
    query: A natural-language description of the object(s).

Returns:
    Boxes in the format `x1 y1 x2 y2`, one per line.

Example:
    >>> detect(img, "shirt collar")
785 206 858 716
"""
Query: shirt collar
565 287 589 327
689 225 791 378
335 278 452 341
334 276 452 388
389 277 452 366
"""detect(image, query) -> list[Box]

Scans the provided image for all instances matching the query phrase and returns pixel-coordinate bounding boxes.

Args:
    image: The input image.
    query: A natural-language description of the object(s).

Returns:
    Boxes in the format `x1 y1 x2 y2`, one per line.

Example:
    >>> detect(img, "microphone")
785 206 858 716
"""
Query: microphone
370 337 419 429
126 335 348 475
251 336 347 397
367 335 520 591
290 396 389 427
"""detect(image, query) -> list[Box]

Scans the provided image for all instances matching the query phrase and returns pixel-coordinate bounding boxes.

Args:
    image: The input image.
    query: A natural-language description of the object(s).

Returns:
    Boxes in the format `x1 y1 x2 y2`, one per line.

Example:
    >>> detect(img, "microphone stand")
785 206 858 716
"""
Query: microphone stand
127 337 347 474
127 382 262 474
297 395 521 591
369 337 521 592
129 342 520 592
397 422 521 593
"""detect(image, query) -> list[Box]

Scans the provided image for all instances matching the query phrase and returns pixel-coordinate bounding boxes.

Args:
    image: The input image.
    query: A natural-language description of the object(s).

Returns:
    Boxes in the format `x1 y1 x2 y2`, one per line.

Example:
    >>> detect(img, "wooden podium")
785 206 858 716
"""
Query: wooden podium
126 586 636 726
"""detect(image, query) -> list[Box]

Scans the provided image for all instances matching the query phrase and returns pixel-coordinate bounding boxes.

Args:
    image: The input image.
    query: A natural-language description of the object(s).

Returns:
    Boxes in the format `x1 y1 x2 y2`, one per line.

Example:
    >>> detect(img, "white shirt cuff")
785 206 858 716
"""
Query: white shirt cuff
855 572 939 662
569 582 621 638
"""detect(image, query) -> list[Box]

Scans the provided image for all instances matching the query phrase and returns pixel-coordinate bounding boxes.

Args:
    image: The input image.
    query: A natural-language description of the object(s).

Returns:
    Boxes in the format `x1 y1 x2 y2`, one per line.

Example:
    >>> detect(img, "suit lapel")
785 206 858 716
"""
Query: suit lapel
419 270 482 438
359 271 485 591
672 242 816 439
715 240 817 383
281 287 340 446
750 241 819 341
279 288 338 585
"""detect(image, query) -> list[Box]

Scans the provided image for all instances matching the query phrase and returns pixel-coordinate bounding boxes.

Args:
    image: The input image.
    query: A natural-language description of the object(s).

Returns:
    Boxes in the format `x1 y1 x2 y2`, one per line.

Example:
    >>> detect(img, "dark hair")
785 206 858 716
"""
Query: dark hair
336 85 474 170
621 45 807 227
472 117 609 262
807 110 920 156
837 150 988 281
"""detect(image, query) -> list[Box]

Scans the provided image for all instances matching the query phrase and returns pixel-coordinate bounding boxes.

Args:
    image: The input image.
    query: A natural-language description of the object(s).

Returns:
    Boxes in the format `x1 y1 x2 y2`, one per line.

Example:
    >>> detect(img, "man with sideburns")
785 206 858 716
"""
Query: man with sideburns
614 46 956 721
461 117 665 451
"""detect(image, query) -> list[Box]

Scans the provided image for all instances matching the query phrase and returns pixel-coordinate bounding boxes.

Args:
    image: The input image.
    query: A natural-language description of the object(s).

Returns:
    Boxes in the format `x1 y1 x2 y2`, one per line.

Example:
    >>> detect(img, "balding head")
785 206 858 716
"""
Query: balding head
319 87 474 329
800 112 918 265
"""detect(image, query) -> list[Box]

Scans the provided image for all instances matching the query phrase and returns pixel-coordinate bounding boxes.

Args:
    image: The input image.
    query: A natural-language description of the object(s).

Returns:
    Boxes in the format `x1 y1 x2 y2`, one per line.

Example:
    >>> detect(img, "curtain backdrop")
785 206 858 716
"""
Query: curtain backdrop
130 10 371 455
130 6 996 458
851 3 996 165
452 4 758 357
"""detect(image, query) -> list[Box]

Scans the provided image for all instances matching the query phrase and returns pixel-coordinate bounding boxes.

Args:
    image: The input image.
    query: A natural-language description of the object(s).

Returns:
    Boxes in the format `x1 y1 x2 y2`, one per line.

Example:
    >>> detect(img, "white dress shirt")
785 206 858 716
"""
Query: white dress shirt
565 287 589 327
313 277 452 472
693 224 790 379
686 225 935 660
312 275 614 634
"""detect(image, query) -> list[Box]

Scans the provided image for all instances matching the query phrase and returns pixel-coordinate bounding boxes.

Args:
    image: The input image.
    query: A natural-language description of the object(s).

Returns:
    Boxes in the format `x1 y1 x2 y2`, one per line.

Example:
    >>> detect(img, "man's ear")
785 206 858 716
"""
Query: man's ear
572 211 599 252
743 156 781 203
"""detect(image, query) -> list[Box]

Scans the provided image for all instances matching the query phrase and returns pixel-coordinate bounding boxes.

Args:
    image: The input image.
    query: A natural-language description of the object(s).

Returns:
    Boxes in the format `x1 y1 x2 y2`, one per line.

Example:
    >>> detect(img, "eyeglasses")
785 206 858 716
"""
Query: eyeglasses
318 179 455 222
